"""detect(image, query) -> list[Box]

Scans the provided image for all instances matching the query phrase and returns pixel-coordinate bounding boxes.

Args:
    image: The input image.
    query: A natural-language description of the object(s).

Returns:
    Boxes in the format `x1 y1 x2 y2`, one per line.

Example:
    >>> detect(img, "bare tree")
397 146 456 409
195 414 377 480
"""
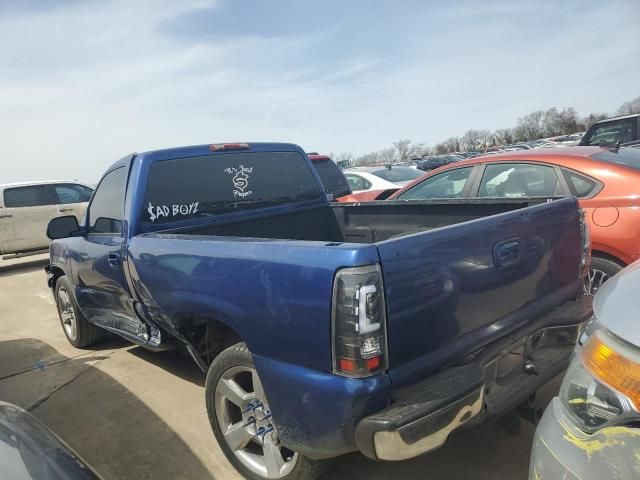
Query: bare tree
392 139 412 162
543 107 563 137
556 107 580 134
378 147 396 164
333 152 354 164
439 137 459 153
581 113 608 130
494 128 514 145
515 111 547 140
617 96 640 115
347 95 638 164
460 130 482 151
434 142 447 155
355 152 377 166
477 129 492 148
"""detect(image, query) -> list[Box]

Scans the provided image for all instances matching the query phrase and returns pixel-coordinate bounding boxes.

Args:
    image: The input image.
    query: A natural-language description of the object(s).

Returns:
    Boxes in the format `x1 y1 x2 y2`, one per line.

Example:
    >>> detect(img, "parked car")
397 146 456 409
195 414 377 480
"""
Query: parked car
45 142 591 480
346 165 423 187
307 156 397 202
580 113 639 147
343 170 401 192
307 154 351 199
0 401 100 479
529 259 640 480
417 155 463 171
336 187 399 202
0 181 93 257
390 146 640 294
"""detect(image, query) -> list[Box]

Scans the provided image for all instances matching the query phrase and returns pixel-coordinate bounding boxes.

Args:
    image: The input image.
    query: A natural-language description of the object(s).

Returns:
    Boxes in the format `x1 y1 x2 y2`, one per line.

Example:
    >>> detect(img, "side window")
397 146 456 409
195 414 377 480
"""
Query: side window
478 163 560 198
396 167 472 200
3 185 57 207
586 120 634 146
89 167 126 235
54 184 94 204
562 169 598 198
345 174 370 191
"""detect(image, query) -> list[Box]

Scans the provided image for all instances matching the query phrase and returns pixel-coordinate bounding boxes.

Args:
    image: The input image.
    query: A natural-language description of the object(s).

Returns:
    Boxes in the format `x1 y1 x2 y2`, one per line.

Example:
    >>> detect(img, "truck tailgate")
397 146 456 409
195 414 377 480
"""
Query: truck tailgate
376 197 583 386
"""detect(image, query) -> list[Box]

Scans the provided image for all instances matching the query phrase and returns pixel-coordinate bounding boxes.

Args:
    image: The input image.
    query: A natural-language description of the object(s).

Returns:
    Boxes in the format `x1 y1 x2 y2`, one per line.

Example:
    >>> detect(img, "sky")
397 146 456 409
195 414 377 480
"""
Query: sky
1 0 639 184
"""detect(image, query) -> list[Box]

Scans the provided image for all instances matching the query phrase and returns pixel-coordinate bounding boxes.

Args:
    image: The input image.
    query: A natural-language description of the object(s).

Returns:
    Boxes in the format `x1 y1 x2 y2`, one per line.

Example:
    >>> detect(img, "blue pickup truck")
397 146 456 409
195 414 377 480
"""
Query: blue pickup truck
45 143 592 480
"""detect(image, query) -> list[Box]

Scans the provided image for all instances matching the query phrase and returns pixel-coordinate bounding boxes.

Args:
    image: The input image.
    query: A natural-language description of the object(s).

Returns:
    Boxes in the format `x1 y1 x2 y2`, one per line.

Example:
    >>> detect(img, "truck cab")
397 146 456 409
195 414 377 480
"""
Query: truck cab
580 113 640 147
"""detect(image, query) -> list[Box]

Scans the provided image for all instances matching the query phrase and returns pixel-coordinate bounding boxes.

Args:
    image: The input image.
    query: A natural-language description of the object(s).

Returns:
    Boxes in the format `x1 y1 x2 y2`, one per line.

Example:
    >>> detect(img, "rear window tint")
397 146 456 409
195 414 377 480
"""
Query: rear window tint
144 152 321 225
592 148 640 170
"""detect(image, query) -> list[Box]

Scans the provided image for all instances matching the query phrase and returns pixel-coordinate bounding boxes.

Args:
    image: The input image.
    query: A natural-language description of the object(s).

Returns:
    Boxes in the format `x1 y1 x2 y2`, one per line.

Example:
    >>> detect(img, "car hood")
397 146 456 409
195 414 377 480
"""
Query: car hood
593 259 640 348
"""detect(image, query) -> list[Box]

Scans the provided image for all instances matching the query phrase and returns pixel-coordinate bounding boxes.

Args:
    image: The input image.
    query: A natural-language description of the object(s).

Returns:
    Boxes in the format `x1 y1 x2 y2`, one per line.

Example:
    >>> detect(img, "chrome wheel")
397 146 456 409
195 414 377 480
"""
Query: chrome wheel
215 365 297 479
584 268 610 296
57 287 77 340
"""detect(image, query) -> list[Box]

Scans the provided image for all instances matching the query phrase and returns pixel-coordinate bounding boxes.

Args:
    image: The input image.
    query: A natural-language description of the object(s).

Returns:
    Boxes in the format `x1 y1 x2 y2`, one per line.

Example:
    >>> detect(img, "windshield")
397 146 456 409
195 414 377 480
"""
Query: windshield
144 152 322 225
372 167 423 183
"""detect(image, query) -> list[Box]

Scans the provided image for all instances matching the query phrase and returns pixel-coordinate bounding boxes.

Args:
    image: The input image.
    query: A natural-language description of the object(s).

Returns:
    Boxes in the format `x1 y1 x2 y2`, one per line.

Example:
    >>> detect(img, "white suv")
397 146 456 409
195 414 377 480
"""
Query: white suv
0 181 93 256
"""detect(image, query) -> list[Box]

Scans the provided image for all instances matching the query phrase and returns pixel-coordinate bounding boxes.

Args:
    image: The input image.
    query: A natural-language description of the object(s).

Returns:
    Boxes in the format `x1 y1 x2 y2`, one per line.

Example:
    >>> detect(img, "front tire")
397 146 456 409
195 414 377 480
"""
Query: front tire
54 276 105 348
205 343 326 480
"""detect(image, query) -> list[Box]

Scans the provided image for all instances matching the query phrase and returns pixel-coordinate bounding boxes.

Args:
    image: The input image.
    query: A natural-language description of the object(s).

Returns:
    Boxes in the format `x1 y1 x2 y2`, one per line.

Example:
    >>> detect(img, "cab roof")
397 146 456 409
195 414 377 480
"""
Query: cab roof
107 143 304 172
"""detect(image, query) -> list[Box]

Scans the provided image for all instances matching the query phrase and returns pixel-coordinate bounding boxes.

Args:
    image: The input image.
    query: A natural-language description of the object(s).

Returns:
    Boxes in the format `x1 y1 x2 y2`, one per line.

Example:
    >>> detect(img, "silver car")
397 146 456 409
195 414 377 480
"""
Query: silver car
530 259 640 479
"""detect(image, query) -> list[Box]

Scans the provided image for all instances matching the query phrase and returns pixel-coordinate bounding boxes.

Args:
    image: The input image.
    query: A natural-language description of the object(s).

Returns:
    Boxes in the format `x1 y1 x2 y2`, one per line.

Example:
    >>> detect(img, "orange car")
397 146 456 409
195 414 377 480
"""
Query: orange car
389 146 640 293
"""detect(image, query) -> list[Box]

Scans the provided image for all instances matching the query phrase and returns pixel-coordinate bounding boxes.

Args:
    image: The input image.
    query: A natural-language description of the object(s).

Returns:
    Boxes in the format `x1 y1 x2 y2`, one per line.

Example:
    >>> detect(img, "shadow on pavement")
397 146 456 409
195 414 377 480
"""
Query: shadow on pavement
0 338 215 480
127 346 206 387
0 257 49 278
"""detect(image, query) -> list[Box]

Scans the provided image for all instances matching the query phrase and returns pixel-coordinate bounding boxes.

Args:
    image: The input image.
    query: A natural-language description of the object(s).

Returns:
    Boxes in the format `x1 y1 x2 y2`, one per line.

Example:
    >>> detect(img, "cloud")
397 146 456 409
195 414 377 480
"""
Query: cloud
0 0 638 183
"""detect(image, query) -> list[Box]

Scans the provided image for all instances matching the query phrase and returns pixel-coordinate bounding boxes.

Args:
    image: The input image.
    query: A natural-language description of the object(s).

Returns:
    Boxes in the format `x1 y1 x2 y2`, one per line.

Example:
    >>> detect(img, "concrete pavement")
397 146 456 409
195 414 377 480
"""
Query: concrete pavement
0 254 558 479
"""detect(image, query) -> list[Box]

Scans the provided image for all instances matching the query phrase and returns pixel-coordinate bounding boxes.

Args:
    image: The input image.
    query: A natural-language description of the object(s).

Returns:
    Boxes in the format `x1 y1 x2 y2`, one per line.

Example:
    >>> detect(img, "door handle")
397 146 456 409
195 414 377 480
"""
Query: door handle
0 214 12 219
107 253 121 268
494 240 521 267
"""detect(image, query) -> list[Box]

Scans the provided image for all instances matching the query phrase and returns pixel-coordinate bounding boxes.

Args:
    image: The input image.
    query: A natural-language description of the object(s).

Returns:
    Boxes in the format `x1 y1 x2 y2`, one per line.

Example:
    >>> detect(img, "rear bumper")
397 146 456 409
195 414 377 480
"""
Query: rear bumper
355 296 593 461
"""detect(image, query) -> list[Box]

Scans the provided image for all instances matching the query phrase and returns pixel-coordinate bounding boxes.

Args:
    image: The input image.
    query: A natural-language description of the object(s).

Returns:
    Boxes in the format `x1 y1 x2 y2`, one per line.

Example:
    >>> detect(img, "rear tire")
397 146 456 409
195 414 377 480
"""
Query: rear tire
205 343 327 480
585 256 623 296
54 276 105 348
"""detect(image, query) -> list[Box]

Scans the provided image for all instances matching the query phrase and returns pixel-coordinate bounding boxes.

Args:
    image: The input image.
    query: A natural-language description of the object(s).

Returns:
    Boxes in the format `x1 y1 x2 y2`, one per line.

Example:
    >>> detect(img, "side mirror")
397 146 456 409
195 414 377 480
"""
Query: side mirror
47 216 80 240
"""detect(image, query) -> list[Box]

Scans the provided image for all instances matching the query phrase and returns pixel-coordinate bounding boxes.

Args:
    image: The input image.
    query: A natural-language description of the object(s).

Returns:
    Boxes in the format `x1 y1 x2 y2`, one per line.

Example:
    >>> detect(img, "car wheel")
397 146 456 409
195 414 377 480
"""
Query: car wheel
205 343 327 480
55 276 105 348
585 256 623 296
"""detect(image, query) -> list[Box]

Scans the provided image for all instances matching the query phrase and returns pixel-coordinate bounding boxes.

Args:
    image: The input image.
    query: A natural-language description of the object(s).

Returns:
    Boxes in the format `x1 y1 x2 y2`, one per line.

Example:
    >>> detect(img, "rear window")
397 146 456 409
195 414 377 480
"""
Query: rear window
372 167 422 183
311 159 351 198
591 148 640 170
144 152 322 225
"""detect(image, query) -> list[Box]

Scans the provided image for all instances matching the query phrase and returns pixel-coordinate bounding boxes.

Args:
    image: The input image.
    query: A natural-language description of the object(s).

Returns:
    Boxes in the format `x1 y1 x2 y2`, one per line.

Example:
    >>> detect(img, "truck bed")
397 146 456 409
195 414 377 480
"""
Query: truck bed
159 199 549 244
134 198 582 386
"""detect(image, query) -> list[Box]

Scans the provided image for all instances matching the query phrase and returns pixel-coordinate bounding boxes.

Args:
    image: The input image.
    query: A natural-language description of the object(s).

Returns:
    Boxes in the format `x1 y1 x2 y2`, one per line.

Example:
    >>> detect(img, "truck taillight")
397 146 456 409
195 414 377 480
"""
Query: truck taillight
332 265 388 378
579 209 591 279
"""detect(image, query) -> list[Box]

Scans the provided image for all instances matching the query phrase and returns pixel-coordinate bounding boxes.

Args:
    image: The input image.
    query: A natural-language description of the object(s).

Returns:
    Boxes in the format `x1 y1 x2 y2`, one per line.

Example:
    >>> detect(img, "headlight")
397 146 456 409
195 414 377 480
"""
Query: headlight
560 329 640 432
